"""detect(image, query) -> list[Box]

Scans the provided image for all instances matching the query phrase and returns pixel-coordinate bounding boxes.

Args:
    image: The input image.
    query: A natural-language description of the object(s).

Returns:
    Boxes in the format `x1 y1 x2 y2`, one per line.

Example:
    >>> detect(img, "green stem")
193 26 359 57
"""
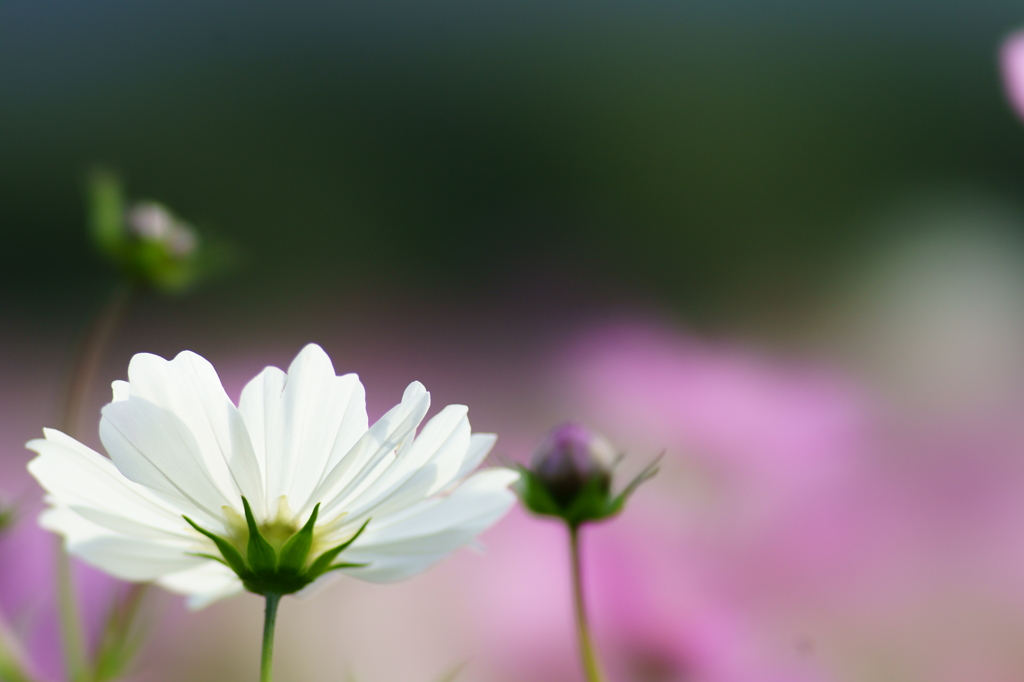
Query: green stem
260 593 281 682
56 282 134 682
569 525 605 682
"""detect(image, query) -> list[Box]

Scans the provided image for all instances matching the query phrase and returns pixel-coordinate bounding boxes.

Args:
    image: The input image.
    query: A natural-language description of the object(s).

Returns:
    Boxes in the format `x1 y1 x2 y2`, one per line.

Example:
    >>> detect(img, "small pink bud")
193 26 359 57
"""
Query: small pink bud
530 423 615 507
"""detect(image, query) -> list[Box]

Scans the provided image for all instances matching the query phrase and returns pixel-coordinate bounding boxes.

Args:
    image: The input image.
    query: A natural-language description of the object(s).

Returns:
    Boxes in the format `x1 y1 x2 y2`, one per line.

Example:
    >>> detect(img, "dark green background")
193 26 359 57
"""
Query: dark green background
4 0 1024 329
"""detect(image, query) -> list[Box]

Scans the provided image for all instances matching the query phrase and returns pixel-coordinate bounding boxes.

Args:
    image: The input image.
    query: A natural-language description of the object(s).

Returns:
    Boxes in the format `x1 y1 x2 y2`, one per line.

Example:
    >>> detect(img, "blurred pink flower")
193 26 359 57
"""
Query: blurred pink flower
561 324 870 527
1001 31 1024 122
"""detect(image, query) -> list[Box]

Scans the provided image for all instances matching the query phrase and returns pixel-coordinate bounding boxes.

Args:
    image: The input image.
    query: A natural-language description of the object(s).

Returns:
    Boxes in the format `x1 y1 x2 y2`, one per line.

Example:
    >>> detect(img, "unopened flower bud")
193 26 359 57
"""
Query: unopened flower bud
530 423 614 507
516 422 658 528
87 169 230 293
126 202 199 258
127 202 175 241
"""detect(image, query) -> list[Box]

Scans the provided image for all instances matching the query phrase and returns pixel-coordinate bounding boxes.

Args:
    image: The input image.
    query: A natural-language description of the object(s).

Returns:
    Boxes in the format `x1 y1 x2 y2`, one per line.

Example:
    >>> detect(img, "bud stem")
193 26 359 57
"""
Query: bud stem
57 281 135 682
260 593 281 682
569 525 606 682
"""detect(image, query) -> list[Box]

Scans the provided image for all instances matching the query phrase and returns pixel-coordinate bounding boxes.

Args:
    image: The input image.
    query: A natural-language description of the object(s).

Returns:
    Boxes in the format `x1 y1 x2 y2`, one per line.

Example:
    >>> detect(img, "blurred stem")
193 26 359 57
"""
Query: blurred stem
60 282 133 437
0 609 39 682
261 593 281 682
92 583 149 682
57 282 134 682
55 549 87 682
569 525 605 682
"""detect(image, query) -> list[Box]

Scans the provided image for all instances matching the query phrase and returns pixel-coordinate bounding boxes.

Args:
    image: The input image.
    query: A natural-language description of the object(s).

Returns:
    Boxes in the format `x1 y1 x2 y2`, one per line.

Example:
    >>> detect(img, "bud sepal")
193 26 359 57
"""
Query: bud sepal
515 423 660 528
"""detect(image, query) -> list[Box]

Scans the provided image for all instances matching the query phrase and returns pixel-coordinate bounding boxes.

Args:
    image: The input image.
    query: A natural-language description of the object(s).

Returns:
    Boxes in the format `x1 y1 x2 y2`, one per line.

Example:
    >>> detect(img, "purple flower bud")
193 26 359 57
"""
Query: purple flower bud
530 423 616 507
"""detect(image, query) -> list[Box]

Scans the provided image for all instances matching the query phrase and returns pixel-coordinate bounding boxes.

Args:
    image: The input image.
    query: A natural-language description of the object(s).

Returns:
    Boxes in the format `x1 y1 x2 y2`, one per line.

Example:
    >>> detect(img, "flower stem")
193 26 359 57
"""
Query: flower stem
60 282 133 438
260 593 281 682
569 525 605 682
56 282 134 682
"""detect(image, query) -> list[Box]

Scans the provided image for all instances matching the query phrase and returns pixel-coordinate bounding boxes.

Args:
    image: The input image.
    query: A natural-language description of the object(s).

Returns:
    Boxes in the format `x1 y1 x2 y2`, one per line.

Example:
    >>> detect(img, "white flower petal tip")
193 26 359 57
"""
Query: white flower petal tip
26 345 517 607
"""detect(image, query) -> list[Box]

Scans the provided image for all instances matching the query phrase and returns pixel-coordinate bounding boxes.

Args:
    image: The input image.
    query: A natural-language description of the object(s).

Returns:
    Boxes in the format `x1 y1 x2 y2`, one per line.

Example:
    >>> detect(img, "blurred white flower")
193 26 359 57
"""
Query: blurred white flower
27 344 518 608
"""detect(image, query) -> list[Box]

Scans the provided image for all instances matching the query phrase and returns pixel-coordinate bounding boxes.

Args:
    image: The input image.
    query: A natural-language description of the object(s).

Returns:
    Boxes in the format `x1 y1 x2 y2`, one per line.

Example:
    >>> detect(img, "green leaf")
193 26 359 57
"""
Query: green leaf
278 503 320 573
242 497 277 575
307 518 371 578
183 516 249 577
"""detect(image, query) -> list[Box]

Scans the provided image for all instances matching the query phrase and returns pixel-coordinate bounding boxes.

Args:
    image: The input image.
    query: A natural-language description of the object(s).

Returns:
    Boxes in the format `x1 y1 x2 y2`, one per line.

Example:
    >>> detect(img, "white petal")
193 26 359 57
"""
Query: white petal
41 507 202 581
340 468 518 582
237 344 368 515
341 406 471 521
334 552 450 583
27 428 202 537
237 365 286 497
449 433 497 487
111 380 130 402
100 399 236 523
157 562 244 609
310 381 430 517
121 351 264 514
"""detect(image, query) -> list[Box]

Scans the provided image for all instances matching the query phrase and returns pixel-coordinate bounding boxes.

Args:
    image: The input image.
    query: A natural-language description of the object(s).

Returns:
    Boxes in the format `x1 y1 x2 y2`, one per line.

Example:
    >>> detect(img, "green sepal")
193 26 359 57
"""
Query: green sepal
513 465 562 517
242 497 277 575
324 562 369 572
307 518 371 578
185 502 374 597
562 474 615 527
187 552 230 567
603 455 661 518
183 516 249 577
278 503 320 573
515 455 660 528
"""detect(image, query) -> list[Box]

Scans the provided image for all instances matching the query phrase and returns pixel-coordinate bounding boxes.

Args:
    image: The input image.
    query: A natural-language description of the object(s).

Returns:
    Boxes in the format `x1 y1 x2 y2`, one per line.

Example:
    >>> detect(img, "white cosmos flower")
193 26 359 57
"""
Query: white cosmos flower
27 344 518 608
